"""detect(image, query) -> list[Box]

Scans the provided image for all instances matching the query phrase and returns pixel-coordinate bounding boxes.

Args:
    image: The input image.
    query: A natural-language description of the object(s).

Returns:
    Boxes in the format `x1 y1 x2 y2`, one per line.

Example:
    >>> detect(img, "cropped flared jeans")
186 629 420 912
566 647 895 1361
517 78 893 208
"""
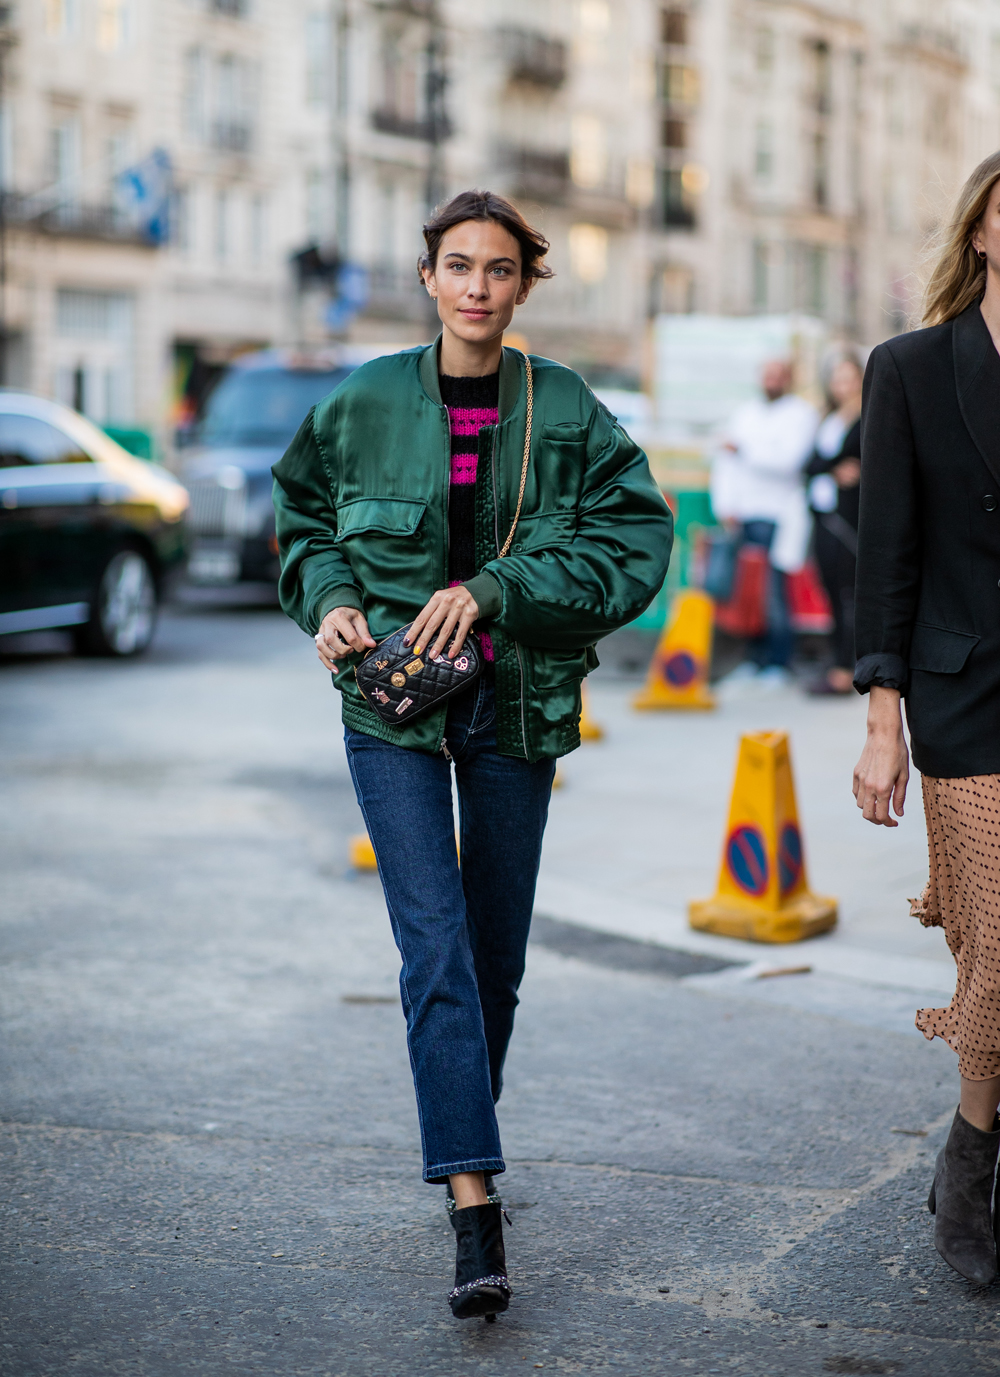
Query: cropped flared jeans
344 678 555 1183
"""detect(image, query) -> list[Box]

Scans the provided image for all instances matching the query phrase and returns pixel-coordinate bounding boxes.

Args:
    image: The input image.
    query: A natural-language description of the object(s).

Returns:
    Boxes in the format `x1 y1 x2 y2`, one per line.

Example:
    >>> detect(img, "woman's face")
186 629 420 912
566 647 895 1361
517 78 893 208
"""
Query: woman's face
423 219 532 345
829 359 863 410
971 180 1000 269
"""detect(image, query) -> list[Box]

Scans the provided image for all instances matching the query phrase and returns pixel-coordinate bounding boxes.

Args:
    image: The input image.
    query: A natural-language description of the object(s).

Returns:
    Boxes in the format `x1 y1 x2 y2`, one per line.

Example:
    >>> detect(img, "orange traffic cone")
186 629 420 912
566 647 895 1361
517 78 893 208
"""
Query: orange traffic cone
689 730 837 943
349 833 378 871
633 589 715 710
579 682 604 741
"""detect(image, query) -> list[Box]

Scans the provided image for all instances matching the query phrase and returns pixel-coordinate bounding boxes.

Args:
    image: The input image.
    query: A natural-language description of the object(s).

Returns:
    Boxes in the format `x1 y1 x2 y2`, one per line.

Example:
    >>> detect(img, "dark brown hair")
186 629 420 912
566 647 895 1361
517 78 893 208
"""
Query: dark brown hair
418 189 554 282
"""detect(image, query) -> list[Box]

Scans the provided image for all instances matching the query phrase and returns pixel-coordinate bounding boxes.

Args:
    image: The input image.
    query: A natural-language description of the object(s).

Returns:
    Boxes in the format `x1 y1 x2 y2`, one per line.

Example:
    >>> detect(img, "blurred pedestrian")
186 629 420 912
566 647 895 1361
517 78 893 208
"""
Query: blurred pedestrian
712 359 818 684
853 150 1000 1286
272 191 672 1321
804 352 864 694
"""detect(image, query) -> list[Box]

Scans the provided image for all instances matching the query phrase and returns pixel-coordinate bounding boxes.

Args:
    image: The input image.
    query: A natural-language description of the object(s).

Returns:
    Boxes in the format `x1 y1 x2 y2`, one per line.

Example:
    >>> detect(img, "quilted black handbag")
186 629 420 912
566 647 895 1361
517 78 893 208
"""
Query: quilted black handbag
353 353 534 727
355 624 483 724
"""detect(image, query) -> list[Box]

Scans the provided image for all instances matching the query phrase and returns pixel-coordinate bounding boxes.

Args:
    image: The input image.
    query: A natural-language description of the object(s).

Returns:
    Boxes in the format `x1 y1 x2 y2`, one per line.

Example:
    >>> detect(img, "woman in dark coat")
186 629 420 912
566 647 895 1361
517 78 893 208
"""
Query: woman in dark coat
805 353 864 694
853 151 1000 1285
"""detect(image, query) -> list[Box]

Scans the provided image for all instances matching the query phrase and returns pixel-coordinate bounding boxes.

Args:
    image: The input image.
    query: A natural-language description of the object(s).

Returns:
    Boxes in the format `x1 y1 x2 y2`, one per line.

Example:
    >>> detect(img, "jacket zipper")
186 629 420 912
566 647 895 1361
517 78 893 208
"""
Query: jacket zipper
489 411 529 759
438 402 451 754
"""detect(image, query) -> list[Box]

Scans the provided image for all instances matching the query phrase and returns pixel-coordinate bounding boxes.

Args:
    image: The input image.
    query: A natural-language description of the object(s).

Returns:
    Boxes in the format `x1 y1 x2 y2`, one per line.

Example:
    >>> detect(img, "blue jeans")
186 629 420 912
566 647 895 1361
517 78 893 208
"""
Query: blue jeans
344 679 556 1183
742 519 793 669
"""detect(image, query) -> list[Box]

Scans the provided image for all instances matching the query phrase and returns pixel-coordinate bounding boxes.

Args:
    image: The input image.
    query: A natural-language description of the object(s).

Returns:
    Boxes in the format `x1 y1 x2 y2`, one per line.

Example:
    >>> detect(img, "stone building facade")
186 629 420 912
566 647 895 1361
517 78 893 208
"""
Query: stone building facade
650 0 1000 343
2 1 1000 449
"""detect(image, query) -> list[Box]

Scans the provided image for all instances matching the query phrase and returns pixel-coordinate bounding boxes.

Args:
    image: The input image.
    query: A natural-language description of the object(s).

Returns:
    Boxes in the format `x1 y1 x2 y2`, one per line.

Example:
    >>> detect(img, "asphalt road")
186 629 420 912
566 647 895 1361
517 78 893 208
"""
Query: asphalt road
1 603 995 1376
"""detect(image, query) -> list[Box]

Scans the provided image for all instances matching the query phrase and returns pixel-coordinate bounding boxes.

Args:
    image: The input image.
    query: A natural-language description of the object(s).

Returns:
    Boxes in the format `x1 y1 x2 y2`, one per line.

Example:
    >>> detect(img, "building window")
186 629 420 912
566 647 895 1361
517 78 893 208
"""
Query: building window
45 0 81 38
183 48 257 152
97 0 132 52
568 223 608 284
754 122 772 180
571 114 607 189
306 11 331 106
661 8 687 46
812 131 828 209
659 64 699 106
306 170 325 241
0 103 13 190
755 28 774 75
801 245 826 316
54 289 135 424
172 186 192 254
49 116 82 216
249 193 266 264
811 40 832 115
662 118 686 149
752 241 768 311
214 189 229 262
661 167 694 228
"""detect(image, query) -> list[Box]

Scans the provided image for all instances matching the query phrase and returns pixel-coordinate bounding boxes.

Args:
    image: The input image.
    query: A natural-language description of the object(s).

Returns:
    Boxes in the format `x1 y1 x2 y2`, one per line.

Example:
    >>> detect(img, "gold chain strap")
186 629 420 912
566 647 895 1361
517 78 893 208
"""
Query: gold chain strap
497 354 532 559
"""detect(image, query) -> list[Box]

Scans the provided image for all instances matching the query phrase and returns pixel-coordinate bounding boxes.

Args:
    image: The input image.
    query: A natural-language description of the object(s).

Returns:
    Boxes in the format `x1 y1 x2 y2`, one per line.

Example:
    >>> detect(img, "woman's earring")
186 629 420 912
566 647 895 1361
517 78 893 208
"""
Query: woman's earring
979 249 987 260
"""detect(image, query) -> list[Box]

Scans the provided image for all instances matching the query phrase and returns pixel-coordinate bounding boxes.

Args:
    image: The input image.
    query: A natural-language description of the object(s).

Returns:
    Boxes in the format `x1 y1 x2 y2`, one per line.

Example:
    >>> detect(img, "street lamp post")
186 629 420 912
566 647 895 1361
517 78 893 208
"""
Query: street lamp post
0 4 17 387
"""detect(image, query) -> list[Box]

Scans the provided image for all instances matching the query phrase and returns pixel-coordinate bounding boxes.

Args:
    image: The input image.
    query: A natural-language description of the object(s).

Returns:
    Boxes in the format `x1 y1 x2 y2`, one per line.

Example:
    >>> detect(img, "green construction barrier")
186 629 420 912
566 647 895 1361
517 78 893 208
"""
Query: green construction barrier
631 488 718 631
105 426 158 461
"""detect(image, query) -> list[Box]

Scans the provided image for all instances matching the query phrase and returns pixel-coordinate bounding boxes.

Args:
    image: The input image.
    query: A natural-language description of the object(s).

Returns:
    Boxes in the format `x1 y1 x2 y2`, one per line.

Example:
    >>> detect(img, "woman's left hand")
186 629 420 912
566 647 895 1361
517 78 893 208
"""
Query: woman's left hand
405 586 480 660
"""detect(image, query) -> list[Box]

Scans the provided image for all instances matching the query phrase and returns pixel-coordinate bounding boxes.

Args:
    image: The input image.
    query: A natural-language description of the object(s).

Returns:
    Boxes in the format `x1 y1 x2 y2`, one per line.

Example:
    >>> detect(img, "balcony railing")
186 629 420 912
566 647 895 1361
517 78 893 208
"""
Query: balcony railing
498 144 570 201
372 107 452 141
3 193 158 246
499 26 567 89
210 119 253 154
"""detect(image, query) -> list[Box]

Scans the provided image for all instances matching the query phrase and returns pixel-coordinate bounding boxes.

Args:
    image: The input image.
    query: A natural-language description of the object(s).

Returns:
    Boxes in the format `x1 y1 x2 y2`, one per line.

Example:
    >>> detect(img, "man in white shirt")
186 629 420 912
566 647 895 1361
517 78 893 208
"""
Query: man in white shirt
711 360 819 680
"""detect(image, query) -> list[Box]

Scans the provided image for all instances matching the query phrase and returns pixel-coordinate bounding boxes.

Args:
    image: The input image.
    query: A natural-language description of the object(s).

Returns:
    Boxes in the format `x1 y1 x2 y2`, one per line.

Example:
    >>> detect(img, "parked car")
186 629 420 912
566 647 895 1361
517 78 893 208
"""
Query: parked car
0 392 189 656
181 350 356 586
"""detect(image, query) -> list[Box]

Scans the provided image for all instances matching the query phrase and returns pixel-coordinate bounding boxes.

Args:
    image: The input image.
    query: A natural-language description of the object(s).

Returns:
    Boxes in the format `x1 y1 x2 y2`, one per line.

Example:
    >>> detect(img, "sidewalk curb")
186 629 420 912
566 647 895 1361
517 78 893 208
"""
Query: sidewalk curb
533 877 956 997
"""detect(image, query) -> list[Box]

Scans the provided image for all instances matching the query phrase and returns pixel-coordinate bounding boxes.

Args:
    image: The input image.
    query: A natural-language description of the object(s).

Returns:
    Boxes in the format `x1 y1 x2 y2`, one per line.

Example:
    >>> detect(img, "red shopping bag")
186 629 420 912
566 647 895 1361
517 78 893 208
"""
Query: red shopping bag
714 545 769 638
786 560 834 634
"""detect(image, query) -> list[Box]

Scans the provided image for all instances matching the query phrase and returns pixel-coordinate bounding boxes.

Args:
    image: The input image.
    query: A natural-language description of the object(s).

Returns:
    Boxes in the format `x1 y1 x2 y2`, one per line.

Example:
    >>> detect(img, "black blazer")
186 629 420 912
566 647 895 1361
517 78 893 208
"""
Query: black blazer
805 417 861 530
855 300 1000 778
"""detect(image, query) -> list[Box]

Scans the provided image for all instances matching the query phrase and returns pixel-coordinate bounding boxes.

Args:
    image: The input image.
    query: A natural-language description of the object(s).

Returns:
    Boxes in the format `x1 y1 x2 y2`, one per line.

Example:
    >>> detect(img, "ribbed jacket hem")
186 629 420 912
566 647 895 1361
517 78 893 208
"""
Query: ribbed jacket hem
316 585 365 623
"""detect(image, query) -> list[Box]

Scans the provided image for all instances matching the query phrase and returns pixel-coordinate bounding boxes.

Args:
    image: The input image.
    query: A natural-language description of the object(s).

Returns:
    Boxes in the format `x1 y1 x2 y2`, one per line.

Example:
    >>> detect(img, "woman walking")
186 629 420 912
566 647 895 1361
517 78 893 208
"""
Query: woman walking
805 353 864 696
272 190 673 1318
853 151 1000 1285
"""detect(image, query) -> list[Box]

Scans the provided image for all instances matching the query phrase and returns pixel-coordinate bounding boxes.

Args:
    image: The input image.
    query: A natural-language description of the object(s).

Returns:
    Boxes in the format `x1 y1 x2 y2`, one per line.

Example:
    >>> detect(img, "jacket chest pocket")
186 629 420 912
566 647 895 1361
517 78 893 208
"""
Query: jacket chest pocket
334 497 427 543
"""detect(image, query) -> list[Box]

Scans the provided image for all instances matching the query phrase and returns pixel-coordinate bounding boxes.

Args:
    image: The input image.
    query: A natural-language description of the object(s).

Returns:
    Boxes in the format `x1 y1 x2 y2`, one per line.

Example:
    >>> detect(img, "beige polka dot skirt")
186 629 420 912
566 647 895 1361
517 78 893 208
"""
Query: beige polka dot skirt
911 774 1000 1080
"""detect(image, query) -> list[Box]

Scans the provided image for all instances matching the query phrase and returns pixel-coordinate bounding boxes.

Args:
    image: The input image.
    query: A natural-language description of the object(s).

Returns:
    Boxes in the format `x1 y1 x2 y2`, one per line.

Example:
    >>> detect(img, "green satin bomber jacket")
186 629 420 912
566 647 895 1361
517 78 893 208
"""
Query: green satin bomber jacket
271 341 674 761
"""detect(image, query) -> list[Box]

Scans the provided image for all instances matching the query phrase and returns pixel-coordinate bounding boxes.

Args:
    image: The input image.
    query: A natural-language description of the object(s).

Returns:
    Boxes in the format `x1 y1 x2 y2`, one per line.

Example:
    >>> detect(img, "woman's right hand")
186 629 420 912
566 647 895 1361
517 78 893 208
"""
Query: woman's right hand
315 607 375 673
853 686 909 826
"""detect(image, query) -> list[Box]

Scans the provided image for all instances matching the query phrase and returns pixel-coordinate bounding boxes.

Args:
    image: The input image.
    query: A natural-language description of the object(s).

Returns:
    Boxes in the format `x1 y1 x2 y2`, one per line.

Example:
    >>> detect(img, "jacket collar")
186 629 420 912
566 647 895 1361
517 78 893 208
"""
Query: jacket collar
418 335 524 424
953 299 1000 488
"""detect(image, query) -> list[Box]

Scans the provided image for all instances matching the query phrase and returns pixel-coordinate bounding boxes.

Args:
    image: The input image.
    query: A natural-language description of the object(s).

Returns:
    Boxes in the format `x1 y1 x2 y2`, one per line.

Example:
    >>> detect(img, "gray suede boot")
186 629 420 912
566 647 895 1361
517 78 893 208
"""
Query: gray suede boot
928 1108 1000 1285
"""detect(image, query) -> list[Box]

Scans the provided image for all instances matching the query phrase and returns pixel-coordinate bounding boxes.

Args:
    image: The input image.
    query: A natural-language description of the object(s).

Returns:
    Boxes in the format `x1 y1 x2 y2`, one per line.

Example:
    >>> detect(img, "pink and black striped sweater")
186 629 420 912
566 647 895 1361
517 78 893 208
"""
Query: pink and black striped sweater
439 370 499 664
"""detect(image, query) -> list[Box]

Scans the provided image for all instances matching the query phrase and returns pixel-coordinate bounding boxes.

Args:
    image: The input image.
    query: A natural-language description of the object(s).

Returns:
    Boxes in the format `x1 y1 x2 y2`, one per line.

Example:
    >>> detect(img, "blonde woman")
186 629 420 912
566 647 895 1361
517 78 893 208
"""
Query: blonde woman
853 151 1000 1284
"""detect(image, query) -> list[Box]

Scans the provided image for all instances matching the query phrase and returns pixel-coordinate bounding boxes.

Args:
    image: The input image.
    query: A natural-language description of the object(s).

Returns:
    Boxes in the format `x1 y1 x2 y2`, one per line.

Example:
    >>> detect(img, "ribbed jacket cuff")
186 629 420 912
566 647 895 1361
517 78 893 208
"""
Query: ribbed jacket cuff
463 572 503 620
853 652 908 695
316 586 365 626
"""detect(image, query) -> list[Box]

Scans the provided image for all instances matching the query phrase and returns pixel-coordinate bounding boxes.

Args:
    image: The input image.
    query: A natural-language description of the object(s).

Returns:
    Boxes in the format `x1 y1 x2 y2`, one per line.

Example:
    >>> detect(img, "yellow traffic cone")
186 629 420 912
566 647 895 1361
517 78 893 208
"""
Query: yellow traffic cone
349 833 378 871
688 730 837 943
579 682 604 741
633 589 715 710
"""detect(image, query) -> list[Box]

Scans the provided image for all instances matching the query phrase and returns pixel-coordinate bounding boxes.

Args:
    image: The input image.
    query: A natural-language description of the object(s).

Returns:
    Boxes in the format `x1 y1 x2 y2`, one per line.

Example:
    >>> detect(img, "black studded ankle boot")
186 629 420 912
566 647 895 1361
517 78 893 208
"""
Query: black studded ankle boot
445 1174 501 1226
449 1202 511 1320
928 1107 1000 1285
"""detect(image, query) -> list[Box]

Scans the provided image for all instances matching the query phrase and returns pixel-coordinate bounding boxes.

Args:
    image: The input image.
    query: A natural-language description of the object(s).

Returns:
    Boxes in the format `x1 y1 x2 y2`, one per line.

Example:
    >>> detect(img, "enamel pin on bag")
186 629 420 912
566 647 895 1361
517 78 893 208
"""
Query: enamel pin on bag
354 354 534 726
355 624 483 725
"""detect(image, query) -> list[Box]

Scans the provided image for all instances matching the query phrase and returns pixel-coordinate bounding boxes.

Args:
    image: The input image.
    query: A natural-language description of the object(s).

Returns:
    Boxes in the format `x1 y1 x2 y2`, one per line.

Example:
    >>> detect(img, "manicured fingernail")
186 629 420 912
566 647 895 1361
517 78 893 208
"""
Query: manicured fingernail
414 645 422 654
